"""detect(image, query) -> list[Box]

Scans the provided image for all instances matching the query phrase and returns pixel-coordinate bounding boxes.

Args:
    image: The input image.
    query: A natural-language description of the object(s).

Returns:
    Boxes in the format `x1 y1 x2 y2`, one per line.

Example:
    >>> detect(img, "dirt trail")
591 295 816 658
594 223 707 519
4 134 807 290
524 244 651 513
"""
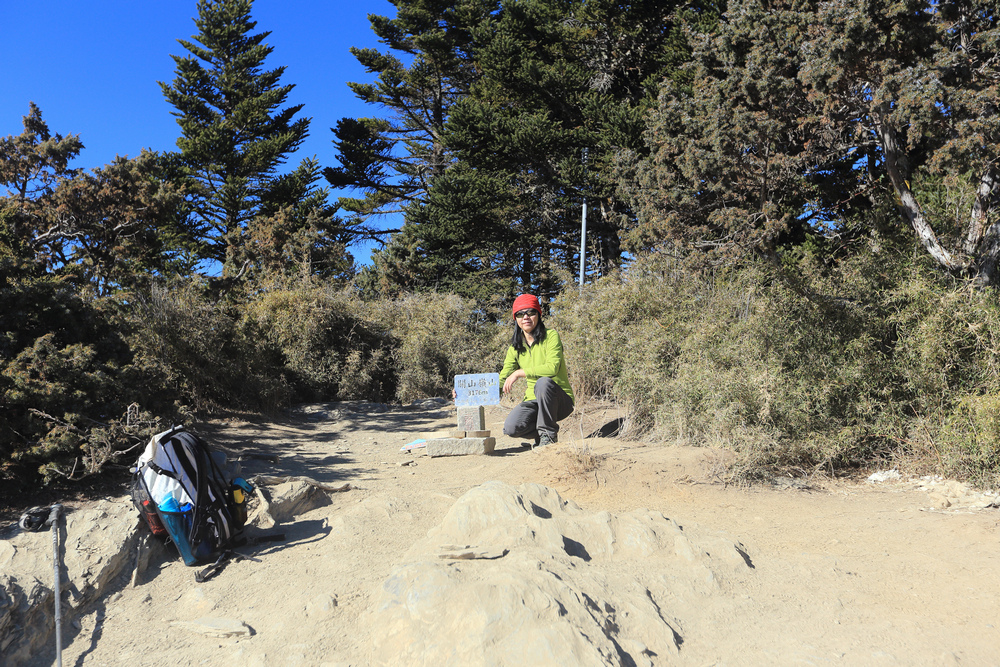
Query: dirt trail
28 400 1000 666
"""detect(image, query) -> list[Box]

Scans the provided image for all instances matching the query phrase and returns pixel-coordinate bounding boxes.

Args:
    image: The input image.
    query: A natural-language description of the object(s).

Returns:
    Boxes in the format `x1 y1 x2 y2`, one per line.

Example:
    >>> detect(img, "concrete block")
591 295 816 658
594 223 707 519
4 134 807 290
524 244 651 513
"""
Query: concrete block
452 430 467 438
426 437 496 457
457 405 486 432
467 430 491 438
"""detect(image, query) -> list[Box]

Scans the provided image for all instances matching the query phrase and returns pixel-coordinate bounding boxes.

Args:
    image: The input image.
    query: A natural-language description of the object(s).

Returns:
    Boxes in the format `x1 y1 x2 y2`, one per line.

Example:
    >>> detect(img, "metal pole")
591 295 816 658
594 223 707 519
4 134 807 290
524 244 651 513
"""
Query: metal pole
579 148 588 287
17 504 64 666
48 504 63 667
578 199 587 286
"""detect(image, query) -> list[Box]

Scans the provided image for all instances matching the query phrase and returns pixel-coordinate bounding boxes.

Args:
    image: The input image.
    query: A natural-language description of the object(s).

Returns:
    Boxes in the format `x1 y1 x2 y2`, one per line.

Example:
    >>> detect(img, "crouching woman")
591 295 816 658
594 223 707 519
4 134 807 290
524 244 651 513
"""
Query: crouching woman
499 294 574 447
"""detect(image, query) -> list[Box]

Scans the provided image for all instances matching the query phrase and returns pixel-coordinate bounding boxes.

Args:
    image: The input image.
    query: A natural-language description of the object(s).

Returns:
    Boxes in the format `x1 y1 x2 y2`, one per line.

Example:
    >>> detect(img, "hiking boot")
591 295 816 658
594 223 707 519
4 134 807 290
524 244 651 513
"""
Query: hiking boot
537 432 557 447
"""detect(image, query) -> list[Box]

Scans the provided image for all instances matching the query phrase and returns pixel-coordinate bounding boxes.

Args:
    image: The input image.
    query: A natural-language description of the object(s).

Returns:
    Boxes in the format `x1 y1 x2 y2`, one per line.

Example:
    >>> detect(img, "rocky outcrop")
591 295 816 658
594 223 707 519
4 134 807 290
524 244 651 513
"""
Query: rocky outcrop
0 500 140 665
367 481 753 667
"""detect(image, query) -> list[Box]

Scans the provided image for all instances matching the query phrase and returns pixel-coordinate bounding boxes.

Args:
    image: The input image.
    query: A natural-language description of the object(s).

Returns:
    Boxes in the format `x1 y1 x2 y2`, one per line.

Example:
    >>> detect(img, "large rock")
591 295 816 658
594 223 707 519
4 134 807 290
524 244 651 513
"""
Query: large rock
366 482 752 667
267 479 333 522
0 499 140 665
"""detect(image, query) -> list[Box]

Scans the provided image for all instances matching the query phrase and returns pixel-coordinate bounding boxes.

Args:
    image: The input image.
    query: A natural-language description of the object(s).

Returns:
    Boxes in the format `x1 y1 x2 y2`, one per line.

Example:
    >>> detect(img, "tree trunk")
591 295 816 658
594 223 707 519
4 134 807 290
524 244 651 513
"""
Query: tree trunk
962 172 995 255
965 172 1000 287
974 219 1000 287
872 109 961 272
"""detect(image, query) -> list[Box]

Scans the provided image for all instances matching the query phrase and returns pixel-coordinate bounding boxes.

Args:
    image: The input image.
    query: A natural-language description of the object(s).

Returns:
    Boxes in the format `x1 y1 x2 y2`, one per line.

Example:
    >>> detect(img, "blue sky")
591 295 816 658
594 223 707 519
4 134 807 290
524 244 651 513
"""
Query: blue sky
1 0 399 262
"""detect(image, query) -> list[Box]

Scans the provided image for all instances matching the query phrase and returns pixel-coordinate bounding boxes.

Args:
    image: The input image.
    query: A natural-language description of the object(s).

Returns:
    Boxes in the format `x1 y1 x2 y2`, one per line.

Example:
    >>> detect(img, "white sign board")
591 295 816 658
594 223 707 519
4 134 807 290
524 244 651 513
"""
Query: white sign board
454 373 500 406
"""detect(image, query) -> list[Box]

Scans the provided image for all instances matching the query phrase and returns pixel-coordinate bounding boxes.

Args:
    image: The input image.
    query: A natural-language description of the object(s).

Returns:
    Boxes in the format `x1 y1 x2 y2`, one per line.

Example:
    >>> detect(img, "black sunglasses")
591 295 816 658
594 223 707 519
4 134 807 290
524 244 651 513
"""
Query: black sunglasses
515 309 539 319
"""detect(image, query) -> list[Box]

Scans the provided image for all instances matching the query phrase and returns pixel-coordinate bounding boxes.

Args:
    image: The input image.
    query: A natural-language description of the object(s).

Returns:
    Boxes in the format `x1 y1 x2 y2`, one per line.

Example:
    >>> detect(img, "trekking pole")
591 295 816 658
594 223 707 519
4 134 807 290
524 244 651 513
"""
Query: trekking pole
18 504 64 667
48 504 64 667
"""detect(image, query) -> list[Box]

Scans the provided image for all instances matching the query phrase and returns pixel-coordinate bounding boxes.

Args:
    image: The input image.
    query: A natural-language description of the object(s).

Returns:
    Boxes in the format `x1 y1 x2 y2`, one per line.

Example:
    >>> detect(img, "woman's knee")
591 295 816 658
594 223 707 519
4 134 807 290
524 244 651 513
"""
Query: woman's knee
505 402 537 437
536 376 555 389
535 376 556 397
503 410 524 437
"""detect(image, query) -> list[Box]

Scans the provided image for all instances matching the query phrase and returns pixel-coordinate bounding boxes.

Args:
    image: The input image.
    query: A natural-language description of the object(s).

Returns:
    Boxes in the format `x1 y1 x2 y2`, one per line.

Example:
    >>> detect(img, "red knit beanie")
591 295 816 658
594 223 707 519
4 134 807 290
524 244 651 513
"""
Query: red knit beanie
511 294 542 319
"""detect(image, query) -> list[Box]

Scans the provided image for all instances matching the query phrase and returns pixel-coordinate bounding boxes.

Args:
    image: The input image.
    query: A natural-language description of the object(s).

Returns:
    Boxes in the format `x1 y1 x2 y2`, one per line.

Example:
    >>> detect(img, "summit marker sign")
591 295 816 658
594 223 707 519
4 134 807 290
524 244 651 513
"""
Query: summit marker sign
454 373 500 407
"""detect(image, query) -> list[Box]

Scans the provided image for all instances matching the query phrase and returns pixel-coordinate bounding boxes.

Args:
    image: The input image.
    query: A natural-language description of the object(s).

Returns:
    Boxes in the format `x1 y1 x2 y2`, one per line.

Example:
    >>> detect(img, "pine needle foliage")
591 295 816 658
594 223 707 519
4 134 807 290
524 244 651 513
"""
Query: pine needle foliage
160 0 312 275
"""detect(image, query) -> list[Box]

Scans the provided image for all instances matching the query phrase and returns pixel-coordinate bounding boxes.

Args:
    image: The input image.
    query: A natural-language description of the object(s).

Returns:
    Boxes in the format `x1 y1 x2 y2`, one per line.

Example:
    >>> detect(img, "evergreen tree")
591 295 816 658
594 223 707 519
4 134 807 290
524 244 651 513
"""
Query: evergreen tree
802 0 1000 285
325 0 496 241
0 103 83 265
429 0 701 299
627 0 1000 285
346 0 700 302
620 0 831 260
160 0 312 276
249 157 356 284
1 105 185 292
46 152 190 293
0 136 154 490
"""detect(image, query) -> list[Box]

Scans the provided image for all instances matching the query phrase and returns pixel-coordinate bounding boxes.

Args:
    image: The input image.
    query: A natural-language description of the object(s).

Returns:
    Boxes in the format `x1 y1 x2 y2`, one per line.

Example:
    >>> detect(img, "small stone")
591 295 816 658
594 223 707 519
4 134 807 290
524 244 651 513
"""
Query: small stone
945 480 968 497
438 547 507 560
269 480 332 522
177 588 217 614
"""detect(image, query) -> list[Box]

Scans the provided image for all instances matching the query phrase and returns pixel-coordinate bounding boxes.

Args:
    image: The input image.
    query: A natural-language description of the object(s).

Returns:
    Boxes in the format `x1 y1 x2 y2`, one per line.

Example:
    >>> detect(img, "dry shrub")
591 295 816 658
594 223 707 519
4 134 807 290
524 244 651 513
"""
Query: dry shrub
364 292 506 402
554 246 1000 487
242 285 396 402
884 278 1000 487
131 284 506 410
554 256 797 447
127 280 290 412
552 442 609 485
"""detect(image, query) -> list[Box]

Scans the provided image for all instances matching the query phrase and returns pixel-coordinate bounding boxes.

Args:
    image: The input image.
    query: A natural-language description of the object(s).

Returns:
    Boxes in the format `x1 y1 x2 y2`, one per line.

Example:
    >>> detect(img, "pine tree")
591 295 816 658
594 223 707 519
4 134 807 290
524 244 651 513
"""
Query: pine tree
0 103 83 259
628 0 1000 285
249 157 356 283
46 152 189 293
1 105 184 292
325 0 496 240
428 0 699 299
160 0 311 276
346 0 698 302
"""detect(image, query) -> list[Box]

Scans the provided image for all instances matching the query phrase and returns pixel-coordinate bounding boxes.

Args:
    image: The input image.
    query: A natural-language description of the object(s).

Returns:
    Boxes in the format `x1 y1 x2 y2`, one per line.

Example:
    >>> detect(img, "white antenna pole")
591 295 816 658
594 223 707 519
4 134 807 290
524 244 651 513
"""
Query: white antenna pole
579 201 587 286
579 148 587 286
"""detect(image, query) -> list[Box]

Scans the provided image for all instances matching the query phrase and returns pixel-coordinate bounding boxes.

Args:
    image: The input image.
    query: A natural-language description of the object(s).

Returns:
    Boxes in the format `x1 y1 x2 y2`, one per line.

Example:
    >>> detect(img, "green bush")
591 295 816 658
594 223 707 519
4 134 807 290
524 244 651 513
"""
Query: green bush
0 279 168 492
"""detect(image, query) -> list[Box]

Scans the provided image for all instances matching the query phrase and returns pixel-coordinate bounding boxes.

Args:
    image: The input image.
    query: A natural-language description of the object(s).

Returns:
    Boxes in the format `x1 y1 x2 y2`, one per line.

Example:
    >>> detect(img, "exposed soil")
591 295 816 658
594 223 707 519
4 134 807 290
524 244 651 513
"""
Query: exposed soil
17 399 1000 666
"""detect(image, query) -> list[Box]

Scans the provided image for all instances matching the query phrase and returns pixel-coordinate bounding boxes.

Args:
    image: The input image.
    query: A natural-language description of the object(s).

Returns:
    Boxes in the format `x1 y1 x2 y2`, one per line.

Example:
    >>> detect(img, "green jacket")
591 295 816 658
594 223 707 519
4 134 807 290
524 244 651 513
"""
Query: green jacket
499 328 575 403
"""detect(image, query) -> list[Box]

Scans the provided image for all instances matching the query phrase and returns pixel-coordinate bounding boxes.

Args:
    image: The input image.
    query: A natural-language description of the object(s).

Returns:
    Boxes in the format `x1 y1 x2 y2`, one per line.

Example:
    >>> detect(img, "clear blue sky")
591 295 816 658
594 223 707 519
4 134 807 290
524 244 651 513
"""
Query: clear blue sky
1 0 399 262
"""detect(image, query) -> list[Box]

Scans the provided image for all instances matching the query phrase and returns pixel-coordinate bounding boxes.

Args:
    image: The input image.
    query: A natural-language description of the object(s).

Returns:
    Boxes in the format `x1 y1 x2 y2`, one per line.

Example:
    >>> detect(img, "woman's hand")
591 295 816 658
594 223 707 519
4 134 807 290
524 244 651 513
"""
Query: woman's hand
503 369 526 395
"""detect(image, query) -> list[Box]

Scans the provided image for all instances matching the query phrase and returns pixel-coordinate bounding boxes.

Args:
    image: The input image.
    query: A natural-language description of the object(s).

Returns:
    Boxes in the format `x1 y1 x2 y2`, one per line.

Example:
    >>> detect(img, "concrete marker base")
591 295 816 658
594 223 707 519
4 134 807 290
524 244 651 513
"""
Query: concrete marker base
426 437 496 457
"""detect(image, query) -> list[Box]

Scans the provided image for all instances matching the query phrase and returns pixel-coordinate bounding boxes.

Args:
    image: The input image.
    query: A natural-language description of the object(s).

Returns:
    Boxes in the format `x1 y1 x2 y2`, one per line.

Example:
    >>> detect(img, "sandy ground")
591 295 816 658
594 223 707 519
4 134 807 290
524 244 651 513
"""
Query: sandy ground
30 399 1000 666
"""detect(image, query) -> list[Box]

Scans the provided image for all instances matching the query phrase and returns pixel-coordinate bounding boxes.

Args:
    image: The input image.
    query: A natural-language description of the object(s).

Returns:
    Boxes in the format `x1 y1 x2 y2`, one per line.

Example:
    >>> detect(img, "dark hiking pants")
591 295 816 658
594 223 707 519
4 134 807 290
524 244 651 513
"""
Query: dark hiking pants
503 376 574 442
